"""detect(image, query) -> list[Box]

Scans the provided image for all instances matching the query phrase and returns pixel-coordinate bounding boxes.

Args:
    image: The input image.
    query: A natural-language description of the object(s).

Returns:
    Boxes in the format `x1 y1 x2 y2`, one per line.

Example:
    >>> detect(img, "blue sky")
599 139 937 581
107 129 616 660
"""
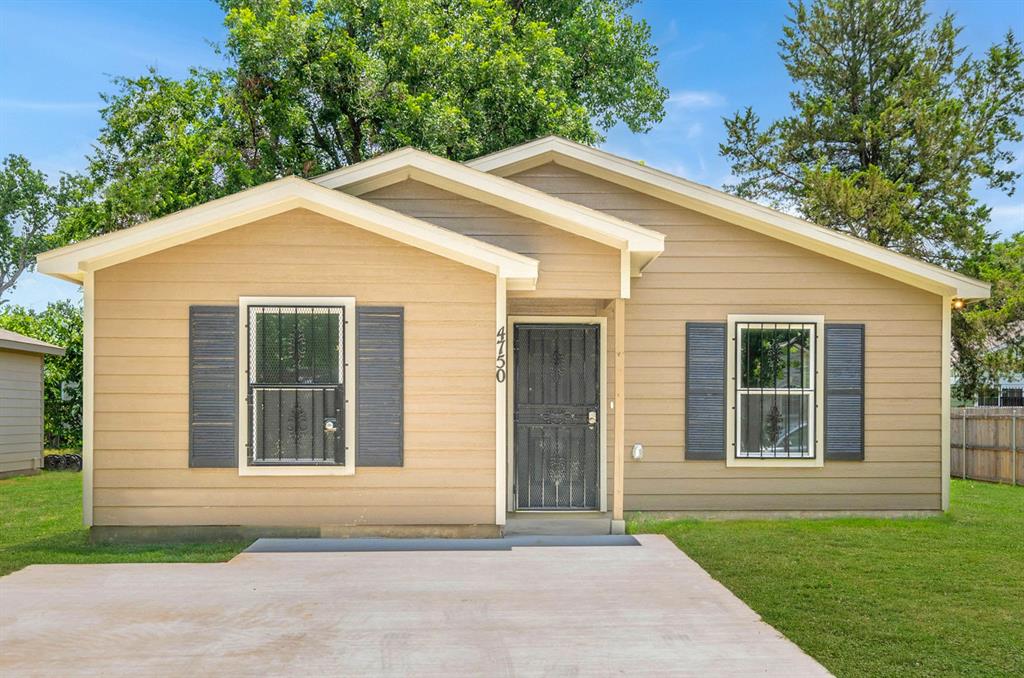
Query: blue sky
2 0 1022 309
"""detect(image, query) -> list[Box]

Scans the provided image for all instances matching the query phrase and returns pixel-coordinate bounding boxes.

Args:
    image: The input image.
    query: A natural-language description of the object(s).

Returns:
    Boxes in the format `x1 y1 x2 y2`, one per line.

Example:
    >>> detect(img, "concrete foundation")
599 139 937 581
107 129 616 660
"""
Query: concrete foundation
90 523 501 544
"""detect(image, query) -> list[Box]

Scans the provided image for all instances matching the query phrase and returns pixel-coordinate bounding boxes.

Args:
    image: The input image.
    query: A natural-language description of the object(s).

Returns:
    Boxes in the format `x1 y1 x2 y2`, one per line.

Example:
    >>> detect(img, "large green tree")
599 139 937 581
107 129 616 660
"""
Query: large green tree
953 234 1024 400
721 0 1022 267
719 0 1023 396
62 0 666 239
86 69 258 235
0 156 109 298
1 156 59 302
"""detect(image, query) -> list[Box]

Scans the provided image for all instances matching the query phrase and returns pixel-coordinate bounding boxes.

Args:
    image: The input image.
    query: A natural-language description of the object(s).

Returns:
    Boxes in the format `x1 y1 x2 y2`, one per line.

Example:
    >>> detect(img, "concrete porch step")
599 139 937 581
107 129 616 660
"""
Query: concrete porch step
243 535 639 552
504 513 614 536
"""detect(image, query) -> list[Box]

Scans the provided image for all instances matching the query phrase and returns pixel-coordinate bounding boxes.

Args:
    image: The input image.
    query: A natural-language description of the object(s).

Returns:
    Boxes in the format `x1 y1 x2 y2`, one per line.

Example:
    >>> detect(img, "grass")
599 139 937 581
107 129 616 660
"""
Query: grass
631 480 1024 678
0 470 248 577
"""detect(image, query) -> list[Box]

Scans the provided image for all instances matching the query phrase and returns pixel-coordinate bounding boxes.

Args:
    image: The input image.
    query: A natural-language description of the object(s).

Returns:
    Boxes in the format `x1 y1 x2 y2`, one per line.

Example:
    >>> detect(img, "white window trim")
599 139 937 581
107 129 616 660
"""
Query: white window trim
237 296 356 476
726 314 825 468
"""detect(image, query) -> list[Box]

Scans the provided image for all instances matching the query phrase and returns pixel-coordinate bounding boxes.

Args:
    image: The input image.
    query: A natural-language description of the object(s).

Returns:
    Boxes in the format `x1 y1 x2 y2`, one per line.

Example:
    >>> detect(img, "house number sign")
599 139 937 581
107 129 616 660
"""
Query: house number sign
495 325 507 383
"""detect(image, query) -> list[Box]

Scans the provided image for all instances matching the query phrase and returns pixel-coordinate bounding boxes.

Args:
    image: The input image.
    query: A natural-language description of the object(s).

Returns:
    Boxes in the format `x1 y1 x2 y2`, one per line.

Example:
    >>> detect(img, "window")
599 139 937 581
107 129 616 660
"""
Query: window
240 297 355 474
735 321 817 459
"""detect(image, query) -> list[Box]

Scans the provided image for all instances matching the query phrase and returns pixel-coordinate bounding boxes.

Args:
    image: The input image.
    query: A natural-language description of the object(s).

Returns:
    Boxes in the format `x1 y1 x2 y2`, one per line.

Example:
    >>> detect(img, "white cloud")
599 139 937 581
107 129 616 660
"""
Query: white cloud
662 161 693 178
2 271 80 311
664 42 705 61
0 99 99 112
988 202 1024 237
685 122 703 140
668 90 725 109
989 202 1024 223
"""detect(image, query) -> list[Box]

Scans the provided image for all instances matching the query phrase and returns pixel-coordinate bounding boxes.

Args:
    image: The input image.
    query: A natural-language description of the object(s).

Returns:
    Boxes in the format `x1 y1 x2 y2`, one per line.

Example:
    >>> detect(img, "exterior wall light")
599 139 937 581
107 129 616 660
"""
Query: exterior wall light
952 298 965 310
631 443 644 460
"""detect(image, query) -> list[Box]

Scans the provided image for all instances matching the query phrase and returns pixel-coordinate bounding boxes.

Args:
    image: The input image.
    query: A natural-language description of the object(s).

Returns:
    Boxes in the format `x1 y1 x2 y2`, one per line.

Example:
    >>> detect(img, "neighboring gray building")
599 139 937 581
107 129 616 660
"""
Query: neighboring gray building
0 329 65 478
977 378 1024 407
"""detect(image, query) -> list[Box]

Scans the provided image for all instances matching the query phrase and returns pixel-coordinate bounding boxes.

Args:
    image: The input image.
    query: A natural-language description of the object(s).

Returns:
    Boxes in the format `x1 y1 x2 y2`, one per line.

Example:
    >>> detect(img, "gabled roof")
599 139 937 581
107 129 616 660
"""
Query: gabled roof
467 136 990 300
36 176 539 289
0 328 65 356
314 147 666 297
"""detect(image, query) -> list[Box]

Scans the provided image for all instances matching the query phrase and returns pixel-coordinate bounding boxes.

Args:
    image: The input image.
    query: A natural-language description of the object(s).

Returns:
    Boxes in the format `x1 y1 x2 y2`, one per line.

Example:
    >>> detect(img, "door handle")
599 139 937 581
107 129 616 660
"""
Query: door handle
587 411 598 425
324 418 338 433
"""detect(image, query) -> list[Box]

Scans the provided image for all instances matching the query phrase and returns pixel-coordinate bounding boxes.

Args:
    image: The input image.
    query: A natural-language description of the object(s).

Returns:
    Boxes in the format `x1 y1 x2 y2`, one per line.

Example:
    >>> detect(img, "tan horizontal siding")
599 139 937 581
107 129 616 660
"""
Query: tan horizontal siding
93 469 495 489
628 494 938 512
0 350 43 474
93 504 494 526
93 448 492 470
510 162 943 512
362 179 620 299
92 208 496 527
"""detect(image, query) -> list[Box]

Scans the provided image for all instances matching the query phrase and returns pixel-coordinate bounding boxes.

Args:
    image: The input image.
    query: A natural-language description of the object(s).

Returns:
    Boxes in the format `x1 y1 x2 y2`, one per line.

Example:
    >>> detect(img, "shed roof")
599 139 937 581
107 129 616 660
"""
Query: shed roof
0 328 65 356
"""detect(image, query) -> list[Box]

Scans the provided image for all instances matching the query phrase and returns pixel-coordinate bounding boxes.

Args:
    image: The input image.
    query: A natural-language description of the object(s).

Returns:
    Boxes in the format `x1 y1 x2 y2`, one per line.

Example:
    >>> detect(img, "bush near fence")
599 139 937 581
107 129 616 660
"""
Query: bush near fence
950 407 1023 485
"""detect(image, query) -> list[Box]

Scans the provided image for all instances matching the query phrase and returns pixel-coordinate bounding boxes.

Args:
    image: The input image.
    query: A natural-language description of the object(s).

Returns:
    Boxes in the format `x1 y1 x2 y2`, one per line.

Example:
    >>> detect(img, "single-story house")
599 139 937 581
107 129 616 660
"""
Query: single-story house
977 379 1024 407
0 329 65 478
36 137 990 538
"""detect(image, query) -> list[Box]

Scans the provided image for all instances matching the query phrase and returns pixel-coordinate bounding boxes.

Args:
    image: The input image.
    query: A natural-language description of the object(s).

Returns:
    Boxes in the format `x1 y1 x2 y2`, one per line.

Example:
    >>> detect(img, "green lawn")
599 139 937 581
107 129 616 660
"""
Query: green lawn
0 471 248 577
632 480 1024 678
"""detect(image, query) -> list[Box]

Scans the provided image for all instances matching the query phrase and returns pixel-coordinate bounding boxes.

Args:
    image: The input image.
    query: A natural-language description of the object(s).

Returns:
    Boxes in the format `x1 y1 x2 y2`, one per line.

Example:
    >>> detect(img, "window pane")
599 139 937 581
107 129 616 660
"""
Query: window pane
740 326 811 389
253 386 342 463
253 308 340 384
248 304 345 466
738 393 811 458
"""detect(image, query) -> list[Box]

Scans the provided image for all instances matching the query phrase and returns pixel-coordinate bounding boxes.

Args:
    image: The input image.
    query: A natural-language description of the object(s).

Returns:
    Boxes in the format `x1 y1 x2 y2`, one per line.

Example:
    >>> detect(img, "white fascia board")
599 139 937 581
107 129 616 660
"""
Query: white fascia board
314 148 666 259
468 137 991 301
0 338 65 356
36 176 538 288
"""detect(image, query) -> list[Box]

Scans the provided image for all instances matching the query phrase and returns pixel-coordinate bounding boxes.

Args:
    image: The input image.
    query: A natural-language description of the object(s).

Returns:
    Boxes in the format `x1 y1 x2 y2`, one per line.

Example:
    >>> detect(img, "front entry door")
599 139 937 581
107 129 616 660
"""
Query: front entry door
513 323 601 510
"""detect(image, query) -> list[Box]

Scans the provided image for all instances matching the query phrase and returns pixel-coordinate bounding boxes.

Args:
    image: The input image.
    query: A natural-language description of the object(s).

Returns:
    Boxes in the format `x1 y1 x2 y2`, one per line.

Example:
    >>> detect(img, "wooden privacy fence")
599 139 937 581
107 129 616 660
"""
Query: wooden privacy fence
950 407 1023 485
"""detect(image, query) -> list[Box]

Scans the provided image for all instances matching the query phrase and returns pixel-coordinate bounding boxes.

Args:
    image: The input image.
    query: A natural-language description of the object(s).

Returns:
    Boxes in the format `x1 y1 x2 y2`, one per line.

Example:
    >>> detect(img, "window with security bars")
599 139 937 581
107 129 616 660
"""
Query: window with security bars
735 322 816 459
247 305 346 465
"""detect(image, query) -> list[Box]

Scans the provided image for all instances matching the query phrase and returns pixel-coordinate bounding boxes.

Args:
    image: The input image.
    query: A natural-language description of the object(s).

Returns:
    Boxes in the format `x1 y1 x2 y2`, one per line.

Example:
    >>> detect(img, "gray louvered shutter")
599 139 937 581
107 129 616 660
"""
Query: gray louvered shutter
685 322 727 460
356 307 404 466
824 324 865 460
189 306 238 468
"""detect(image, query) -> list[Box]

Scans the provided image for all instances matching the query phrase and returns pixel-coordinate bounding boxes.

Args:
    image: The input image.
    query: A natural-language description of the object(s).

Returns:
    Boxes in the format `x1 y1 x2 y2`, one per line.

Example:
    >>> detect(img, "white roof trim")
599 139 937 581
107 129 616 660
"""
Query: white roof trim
36 176 539 289
468 136 990 300
0 329 65 356
314 147 666 297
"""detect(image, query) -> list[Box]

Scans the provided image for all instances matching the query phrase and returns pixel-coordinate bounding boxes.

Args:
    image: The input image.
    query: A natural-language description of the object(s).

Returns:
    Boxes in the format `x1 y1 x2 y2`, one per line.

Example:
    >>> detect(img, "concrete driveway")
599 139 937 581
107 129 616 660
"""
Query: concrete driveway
0 535 829 677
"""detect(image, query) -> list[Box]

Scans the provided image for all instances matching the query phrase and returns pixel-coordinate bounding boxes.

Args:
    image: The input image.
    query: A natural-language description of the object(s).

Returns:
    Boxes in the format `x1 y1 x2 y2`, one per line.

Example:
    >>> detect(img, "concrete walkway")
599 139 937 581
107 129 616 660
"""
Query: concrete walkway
0 535 830 677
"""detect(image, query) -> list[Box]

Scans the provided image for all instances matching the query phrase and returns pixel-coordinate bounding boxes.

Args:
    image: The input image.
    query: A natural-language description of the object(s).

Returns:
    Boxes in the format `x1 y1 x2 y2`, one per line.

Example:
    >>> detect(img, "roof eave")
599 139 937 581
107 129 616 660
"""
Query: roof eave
468 137 990 301
316 147 667 256
35 176 539 286
0 338 66 356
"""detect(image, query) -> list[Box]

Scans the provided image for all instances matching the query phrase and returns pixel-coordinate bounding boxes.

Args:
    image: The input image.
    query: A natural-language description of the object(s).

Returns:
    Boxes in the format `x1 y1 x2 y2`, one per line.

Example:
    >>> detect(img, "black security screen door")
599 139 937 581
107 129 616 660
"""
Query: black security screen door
247 305 345 465
513 324 601 510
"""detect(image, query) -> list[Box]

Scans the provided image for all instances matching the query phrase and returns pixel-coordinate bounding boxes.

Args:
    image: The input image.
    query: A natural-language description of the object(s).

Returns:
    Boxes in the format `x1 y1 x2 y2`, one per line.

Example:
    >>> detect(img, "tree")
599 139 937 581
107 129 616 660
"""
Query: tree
720 0 1023 268
718 0 1024 396
0 301 84 448
0 156 59 303
953 234 1024 400
221 0 665 170
65 0 666 237
92 69 260 232
58 69 264 241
